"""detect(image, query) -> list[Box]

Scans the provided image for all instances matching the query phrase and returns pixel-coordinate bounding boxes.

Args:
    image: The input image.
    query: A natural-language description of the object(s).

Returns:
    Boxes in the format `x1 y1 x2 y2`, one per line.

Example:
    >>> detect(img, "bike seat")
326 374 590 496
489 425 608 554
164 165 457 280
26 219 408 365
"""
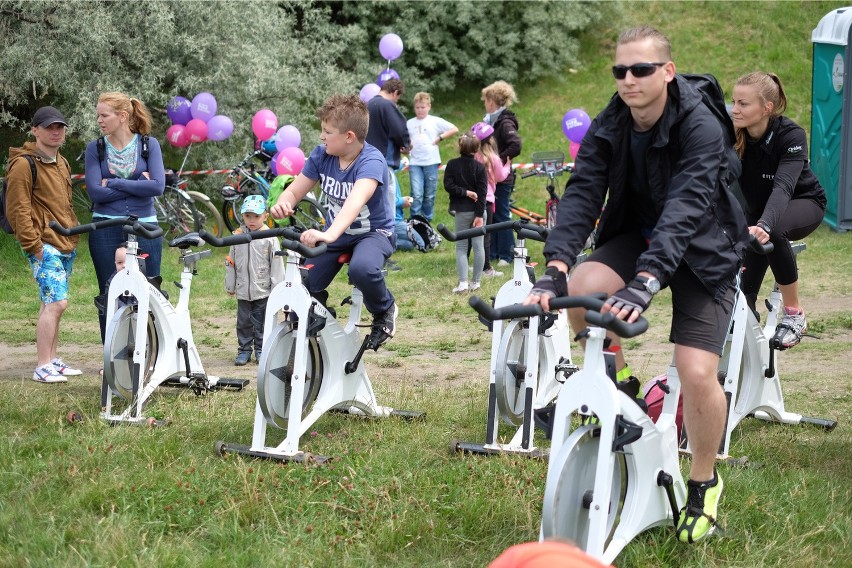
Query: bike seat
337 253 351 265
170 233 204 249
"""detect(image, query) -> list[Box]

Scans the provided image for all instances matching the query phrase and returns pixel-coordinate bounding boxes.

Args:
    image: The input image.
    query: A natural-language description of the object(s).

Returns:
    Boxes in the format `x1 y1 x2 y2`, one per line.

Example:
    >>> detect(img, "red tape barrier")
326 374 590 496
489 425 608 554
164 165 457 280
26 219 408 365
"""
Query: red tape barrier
69 163 543 180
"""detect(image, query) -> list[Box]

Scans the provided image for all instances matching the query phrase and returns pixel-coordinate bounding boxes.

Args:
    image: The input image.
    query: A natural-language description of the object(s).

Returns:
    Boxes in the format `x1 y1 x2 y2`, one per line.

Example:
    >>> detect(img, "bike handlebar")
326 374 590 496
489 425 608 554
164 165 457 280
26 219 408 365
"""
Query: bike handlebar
520 163 575 179
436 220 549 242
198 227 327 258
748 234 774 255
50 218 164 239
469 293 648 338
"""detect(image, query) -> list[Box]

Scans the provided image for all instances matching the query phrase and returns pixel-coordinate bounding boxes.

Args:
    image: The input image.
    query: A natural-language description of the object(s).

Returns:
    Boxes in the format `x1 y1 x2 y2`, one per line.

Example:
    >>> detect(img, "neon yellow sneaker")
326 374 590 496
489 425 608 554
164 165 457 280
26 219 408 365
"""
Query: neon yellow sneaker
677 472 723 543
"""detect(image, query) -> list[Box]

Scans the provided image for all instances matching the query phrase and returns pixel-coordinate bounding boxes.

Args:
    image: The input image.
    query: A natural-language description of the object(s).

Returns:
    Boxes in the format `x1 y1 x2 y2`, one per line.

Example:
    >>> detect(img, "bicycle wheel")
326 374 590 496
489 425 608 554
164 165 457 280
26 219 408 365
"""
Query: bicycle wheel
541 425 627 547
103 304 159 400
156 186 198 236
288 193 327 232
257 321 324 429
186 191 224 238
222 198 242 234
71 179 92 223
494 319 551 425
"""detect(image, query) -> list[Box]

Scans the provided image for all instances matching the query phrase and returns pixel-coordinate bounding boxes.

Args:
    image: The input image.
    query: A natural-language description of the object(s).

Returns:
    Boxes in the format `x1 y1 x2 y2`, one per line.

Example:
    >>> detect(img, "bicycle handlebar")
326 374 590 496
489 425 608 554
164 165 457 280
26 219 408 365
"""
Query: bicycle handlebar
469 293 648 338
198 227 327 258
748 234 774 255
50 218 164 239
436 220 549 242
520 163 574 179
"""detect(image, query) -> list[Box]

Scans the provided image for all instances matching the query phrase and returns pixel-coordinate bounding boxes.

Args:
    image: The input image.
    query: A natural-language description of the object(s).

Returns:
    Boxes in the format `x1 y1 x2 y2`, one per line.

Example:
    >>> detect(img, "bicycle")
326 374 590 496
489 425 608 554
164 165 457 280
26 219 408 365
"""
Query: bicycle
512 150 574 229
220 149 326 234
164 169 224 238
438 220 576 457
683 240 837 459
70 147 221 238
51 217 248 425
200 226 423 463
471 294 685 565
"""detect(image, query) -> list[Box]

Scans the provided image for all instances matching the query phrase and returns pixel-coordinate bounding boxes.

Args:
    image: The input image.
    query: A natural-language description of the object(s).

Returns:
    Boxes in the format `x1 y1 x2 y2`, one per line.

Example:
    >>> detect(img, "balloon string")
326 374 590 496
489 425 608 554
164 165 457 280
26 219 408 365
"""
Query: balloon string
387 61 390 70
178 143 193 177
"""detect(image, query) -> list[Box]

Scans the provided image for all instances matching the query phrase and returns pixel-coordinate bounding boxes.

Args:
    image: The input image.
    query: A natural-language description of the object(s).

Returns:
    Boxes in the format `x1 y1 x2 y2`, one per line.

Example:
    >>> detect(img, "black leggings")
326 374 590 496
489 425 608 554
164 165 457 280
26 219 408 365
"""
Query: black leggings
740 198 824 305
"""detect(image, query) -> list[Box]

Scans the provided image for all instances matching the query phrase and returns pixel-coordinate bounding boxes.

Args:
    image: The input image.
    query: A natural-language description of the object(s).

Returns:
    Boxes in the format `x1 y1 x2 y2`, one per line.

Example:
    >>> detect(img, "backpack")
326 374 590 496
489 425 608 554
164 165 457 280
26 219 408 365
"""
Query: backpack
97 134 149 164
406 214 442 252
680 73 742 183
266 174 295 227
0 155 38 234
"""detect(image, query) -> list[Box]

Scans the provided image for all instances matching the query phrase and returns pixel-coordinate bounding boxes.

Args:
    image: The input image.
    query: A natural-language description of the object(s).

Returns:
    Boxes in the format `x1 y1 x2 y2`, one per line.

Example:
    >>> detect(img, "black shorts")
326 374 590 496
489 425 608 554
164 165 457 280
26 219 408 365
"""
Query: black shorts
587 232 735 356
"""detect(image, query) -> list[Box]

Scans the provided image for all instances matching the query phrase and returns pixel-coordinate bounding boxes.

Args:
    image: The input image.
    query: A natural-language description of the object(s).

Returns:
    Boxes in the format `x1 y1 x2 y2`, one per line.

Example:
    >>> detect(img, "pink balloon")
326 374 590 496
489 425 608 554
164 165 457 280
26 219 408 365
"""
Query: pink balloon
166 124 189 148
359 83 381 102
252 109 278 140
569 140 581 160
185 118 208 143
275 146 306 176
275 125 301 151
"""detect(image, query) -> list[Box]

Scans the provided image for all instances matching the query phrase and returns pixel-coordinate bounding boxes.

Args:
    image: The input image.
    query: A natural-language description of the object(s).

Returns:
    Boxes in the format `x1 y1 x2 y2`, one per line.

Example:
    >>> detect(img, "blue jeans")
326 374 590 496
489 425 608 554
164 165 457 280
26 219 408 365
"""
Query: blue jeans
89 217 163 340
492 181 515 263
409 164 439 222
395 220 425 252
306 230 396 315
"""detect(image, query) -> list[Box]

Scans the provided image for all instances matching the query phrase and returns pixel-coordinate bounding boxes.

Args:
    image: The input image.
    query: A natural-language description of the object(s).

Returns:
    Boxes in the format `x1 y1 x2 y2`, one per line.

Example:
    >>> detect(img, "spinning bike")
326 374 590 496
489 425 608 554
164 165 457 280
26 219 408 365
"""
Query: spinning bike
471 294 685 564
52 218 248 425
437 220 576 457
199 227 422 463
683 240 837 459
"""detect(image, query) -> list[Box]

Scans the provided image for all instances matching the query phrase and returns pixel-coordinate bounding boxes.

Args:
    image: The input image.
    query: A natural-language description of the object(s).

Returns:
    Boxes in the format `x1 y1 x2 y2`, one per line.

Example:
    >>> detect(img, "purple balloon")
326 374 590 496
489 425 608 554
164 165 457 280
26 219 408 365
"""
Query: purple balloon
207 115 234 141
275 125 301 151
167 96 192 126
562 108 590 143
376 68 400 87
379 33 404 61
190 92 217 122
359 83 381 102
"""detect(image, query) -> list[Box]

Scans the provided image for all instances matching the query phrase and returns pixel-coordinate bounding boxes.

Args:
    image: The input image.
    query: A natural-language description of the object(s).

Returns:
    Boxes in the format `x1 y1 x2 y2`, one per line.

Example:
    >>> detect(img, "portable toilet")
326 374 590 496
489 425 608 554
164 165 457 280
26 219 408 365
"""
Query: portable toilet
811 7 852 231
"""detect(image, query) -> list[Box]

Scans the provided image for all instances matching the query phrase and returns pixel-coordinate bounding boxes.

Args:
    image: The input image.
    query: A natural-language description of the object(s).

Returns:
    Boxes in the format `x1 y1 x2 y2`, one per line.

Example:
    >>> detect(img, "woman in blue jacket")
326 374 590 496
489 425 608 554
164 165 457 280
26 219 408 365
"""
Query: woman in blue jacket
84 91 165 340
732 72 826 348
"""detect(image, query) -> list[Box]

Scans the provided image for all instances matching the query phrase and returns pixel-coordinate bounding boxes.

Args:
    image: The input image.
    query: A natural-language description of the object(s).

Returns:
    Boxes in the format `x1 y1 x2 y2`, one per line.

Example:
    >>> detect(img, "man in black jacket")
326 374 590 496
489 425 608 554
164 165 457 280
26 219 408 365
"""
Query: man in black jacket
528 26 748 544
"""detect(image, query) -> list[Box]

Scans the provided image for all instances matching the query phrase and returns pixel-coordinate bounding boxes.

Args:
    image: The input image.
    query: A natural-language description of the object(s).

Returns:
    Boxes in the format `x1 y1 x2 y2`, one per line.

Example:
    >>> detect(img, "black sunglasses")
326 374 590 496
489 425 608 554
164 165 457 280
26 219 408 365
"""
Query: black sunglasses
611 62 666 80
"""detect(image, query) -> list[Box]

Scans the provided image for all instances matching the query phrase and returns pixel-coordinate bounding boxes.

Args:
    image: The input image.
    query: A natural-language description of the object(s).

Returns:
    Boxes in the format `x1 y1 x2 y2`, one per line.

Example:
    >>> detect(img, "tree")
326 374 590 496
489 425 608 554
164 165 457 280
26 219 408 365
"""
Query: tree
0 0 610 169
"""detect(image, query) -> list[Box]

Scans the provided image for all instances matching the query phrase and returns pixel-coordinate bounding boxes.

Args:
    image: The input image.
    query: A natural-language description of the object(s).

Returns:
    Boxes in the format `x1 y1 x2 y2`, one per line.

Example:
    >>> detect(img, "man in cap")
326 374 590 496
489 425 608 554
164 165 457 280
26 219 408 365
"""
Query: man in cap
6 106 81 382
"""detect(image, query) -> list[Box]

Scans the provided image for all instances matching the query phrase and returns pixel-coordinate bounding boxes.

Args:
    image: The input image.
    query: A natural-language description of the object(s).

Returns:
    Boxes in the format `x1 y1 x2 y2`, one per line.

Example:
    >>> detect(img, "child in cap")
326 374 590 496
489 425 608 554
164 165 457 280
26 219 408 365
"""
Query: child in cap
471 121 511 277
225 195 284 365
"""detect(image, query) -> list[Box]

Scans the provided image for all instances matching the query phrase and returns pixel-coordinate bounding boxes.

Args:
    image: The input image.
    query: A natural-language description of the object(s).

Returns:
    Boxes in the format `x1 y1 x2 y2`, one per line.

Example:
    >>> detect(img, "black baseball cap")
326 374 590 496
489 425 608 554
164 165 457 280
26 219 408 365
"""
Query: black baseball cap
31 106 68 128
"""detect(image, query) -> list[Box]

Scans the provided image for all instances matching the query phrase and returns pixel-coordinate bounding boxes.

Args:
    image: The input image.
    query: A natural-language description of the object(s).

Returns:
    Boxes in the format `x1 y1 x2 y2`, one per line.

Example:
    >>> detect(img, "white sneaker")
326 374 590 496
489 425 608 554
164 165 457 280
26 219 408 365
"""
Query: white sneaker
497 259 511 267
470 281 481 292
32 364 67 383
52 357 82 376
481 268 503 278
453 282 469 294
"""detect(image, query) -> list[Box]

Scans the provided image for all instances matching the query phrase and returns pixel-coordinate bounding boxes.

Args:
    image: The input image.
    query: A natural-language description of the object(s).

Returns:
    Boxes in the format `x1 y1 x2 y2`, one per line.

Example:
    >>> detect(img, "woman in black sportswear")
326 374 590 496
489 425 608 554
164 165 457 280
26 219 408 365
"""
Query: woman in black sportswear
732 72 826 348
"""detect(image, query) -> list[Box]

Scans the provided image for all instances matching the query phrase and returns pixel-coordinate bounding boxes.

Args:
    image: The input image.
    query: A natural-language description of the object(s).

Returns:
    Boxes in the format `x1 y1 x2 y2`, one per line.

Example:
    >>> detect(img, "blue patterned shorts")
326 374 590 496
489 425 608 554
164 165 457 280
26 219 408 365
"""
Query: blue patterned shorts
28 243 76 304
